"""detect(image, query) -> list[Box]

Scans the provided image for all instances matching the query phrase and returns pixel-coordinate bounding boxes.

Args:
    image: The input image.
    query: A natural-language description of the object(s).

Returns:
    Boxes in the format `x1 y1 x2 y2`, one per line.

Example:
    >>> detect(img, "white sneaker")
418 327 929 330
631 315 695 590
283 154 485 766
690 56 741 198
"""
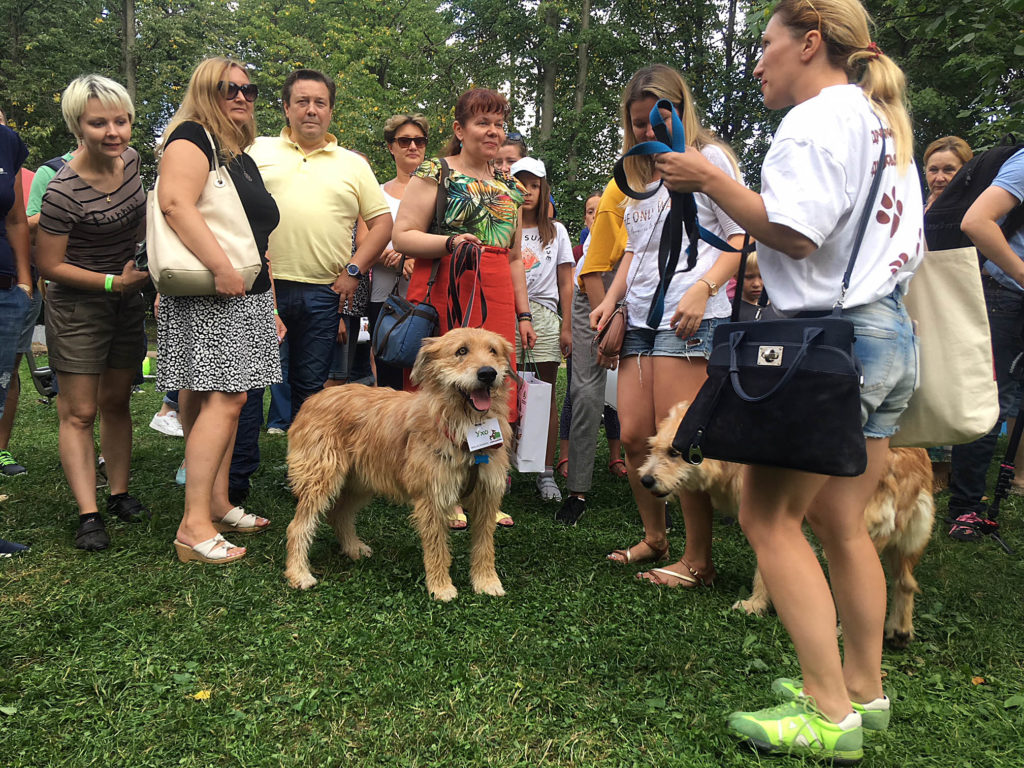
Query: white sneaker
149 411 184 437
267 427 286 435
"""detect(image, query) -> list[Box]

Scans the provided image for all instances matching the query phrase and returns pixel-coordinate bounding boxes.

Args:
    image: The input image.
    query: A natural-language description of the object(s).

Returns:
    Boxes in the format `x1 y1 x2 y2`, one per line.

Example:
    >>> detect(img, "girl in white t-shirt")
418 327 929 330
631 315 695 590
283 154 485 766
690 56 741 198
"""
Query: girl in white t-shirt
656 0 922 759
511 157 575 501
590 65 746 589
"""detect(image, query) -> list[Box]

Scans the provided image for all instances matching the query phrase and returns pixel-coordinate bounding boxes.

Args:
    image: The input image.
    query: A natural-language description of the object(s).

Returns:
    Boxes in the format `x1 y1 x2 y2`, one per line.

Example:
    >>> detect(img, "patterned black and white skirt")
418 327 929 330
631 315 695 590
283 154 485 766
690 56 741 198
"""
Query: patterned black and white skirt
156 291 282 392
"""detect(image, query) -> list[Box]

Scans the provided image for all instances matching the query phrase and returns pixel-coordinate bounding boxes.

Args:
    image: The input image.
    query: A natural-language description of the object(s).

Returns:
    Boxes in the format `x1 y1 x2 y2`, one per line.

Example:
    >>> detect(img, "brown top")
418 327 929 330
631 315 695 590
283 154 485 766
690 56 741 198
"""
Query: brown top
39 147 146 278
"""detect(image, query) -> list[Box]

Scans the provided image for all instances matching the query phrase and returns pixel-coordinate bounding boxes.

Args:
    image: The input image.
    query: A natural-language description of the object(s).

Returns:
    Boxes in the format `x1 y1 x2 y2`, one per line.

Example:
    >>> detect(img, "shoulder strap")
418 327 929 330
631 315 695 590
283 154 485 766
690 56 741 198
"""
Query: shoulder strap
434 158 451 234
836 117 888 310
41 155 68 173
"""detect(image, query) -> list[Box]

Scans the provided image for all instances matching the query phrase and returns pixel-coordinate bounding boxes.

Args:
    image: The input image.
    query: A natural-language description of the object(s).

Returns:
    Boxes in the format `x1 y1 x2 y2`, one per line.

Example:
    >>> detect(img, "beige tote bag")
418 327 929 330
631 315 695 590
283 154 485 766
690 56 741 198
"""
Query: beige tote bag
891 247 999 448
147 127 262 296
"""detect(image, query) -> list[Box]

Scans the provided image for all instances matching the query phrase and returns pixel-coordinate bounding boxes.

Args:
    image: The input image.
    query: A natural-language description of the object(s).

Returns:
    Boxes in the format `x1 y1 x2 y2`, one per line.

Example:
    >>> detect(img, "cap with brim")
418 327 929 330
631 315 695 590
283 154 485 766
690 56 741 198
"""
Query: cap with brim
510 156 546 178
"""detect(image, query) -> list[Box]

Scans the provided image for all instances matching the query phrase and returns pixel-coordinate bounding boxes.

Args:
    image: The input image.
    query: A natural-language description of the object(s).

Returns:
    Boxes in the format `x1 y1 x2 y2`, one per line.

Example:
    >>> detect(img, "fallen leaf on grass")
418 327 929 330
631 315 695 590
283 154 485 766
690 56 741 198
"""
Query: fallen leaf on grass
1003 695 1024 709
190 690 212 701
972 677 986 686
0 705 18 716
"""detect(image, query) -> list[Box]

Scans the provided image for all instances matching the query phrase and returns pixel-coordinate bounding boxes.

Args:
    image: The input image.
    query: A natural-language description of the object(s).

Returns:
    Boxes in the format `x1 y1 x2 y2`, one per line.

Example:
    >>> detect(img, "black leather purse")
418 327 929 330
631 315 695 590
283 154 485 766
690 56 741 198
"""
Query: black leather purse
672 127 889 477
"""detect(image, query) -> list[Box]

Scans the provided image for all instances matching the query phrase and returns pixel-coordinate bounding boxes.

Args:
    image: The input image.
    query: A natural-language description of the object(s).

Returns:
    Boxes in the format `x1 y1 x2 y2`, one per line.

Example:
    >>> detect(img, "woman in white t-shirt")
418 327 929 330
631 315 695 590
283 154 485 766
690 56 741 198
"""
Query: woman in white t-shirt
510 157 575 501
656 0 922 759
590 65 745 588
369 113 429 389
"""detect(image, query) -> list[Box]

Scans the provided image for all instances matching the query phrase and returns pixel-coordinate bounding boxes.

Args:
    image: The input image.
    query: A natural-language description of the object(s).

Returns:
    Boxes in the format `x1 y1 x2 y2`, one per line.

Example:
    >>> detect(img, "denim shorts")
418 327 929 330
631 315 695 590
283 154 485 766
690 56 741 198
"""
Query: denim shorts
843 289 919 439
621 317 718 359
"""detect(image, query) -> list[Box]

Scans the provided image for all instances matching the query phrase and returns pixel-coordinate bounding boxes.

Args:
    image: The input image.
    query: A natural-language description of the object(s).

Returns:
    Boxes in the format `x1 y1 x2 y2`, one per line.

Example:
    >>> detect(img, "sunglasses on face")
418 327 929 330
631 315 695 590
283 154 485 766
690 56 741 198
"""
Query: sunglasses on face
218 81 259 102
393 136 427 149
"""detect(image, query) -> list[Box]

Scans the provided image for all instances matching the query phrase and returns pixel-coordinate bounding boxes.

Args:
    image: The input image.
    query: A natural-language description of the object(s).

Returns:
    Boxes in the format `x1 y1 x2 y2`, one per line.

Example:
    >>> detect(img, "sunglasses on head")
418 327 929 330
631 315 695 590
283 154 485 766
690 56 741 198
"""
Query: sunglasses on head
506 131 524 142
393 136 427 148
218 81 259 102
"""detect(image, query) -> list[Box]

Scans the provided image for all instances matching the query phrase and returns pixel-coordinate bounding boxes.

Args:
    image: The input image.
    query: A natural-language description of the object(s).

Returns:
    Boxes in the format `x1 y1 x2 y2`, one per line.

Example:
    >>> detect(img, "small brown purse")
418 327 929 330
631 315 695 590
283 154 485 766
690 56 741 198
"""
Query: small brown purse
596 303 627 358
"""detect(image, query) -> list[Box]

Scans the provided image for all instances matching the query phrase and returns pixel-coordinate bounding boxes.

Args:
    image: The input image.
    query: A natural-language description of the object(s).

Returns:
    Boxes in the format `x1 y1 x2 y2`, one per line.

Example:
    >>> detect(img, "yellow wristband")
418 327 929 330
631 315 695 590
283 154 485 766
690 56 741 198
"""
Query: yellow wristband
104 274 115 293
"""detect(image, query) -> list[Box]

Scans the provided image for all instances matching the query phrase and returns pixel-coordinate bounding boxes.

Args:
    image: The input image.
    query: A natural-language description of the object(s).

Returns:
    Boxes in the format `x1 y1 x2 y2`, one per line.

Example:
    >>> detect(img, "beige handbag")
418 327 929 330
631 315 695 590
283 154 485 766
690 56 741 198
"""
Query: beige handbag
147 127 261 296
891 247 999 448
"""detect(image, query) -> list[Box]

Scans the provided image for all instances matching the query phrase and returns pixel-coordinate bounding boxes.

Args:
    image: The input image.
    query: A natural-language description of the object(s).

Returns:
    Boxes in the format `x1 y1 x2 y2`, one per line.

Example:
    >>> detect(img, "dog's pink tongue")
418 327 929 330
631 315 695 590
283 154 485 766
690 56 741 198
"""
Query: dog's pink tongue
470 388 492 412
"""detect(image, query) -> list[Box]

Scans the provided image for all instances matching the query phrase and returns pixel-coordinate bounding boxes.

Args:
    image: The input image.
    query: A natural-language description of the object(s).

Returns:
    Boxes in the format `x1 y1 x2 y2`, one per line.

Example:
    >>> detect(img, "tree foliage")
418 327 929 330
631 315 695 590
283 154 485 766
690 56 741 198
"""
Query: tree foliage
1 0 1019 229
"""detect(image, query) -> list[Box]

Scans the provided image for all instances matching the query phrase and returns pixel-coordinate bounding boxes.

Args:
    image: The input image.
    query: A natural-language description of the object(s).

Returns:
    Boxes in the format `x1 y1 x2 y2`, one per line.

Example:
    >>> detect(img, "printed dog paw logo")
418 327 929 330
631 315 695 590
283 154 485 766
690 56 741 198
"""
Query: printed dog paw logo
876 187 903 238
889 230 921 275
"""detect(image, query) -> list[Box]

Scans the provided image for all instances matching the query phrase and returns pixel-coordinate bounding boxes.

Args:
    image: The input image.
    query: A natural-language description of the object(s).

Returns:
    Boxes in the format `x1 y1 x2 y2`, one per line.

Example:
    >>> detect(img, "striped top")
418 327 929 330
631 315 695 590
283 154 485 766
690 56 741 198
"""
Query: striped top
39 147 146 278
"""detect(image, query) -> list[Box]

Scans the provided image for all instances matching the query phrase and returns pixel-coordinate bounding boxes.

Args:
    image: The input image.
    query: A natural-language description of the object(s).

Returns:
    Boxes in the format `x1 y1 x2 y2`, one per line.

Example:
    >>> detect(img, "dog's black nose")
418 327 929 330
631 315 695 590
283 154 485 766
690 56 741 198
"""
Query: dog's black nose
640 474 655 489
477 366 497 385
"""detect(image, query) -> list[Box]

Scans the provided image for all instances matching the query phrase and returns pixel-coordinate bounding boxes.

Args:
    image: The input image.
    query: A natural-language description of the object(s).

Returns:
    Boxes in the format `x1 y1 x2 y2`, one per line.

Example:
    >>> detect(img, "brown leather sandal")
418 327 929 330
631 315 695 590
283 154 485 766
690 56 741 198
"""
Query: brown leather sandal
556 458 569 478
608 459 628 478
606 538 669 565
637 557 716 588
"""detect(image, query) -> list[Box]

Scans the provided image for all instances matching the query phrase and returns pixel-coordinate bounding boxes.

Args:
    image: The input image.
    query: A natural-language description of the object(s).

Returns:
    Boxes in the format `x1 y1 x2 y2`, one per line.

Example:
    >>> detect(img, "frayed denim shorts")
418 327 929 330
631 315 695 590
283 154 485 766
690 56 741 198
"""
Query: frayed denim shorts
621 317 718 360
843 289 919 439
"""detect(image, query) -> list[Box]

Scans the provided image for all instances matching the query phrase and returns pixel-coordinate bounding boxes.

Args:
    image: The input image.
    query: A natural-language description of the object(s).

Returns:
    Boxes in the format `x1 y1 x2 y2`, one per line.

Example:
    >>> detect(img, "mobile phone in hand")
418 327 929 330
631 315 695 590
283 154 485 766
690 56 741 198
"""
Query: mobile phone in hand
134 241 148 271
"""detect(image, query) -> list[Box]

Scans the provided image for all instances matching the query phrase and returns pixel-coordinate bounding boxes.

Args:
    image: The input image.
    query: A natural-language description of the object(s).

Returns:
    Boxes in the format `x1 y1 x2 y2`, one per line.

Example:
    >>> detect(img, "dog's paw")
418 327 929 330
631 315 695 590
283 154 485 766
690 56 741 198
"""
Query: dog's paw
285 571 319 590
344 541 373 560
430 584 458 602
732 598 769 616
473 578 505 597
884 629 912 649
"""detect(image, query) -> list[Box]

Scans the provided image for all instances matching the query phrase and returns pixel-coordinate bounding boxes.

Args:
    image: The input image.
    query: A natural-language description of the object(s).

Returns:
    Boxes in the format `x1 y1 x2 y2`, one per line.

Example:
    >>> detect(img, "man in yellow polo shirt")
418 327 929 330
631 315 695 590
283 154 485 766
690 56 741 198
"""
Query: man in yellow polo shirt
249 69 392 421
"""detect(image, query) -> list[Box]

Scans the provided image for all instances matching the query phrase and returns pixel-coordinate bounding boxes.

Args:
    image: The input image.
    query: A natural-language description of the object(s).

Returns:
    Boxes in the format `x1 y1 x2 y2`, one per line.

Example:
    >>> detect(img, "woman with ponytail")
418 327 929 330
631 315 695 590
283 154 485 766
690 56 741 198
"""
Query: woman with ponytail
656 1 922 761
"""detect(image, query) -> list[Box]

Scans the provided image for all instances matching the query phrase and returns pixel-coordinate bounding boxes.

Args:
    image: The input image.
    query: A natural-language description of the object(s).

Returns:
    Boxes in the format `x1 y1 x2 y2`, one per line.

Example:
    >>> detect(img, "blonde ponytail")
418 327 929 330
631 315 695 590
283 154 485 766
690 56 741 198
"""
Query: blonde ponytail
773 0 913 171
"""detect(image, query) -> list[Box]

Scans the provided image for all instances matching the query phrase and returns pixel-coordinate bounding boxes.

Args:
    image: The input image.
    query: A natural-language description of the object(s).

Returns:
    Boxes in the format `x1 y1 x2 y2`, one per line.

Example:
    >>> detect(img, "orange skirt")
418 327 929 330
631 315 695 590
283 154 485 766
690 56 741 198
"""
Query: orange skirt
404 246 519 421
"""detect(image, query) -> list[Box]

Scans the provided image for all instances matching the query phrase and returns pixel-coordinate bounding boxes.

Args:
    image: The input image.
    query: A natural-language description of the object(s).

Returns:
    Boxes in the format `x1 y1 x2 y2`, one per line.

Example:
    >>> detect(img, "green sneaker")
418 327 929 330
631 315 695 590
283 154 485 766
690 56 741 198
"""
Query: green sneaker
0 449 26 476
728 699 863 764
772 677 891 731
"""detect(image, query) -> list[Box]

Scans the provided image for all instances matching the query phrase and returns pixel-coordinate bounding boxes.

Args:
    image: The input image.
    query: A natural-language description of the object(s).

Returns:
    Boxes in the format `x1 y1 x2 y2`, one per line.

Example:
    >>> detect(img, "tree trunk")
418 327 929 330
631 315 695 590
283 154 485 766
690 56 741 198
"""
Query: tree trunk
538 4 558 142
122 0 136 101
565 0 591 183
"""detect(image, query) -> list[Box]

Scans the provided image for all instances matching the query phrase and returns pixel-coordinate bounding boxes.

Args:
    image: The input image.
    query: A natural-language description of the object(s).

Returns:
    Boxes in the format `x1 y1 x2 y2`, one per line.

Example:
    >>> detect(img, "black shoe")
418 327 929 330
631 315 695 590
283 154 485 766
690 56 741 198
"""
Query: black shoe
0 538 29 557
556 495 586 526
75 516 109 551
107 493 150 523
228 486 250 507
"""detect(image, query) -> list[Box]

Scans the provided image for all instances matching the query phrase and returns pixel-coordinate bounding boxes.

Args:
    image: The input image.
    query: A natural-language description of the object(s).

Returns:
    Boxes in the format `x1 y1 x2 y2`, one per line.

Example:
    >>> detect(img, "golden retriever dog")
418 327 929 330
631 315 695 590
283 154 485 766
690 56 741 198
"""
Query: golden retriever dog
284 327 514 601
638 402 935 648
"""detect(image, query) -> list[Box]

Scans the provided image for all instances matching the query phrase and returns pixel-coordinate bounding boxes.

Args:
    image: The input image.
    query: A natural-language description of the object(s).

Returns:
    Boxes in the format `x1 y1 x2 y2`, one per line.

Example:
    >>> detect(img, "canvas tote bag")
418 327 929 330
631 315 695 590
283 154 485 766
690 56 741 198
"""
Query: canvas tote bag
890 246 999 447
147 127 262 296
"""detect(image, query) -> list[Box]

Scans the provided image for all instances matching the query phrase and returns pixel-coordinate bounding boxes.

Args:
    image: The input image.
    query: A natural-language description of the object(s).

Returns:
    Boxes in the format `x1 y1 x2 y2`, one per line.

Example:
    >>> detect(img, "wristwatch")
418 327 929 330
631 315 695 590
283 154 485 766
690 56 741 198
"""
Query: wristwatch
345 263 363 278
699 277 719 296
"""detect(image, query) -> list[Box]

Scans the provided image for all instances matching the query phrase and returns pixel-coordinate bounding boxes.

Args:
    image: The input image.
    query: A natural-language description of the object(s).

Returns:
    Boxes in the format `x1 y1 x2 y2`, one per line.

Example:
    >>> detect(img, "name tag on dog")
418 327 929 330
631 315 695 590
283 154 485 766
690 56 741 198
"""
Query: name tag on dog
467 418 503 451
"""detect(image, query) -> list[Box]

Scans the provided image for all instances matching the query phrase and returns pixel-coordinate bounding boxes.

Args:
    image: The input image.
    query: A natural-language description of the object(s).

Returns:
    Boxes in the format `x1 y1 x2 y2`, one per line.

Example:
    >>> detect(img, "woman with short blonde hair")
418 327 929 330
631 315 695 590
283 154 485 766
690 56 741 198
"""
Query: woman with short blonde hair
36 74 150 550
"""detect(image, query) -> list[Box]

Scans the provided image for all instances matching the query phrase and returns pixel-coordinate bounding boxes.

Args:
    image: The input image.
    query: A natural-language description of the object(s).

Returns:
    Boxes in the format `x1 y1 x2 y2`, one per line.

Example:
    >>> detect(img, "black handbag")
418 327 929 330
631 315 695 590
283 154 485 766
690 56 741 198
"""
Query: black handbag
371 160 451 368
371 262 441 369
671 125 889 477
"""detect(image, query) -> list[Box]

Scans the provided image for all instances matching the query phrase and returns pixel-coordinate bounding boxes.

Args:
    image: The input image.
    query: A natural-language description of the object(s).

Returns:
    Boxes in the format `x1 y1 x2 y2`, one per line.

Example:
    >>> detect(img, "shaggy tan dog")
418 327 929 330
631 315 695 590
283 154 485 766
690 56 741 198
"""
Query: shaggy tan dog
638 402 935 648
284 327 514 601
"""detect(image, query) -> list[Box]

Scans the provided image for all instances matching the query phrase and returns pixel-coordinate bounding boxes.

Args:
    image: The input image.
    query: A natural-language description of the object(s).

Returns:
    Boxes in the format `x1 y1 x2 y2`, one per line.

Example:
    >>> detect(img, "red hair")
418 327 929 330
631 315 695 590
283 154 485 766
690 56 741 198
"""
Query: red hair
443 88 509 155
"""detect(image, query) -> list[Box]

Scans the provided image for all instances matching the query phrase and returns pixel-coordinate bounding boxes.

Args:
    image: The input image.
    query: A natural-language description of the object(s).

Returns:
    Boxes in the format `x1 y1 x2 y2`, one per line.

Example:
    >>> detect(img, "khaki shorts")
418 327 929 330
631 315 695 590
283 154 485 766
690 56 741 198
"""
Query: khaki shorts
516 301 562 364
44 286 147 374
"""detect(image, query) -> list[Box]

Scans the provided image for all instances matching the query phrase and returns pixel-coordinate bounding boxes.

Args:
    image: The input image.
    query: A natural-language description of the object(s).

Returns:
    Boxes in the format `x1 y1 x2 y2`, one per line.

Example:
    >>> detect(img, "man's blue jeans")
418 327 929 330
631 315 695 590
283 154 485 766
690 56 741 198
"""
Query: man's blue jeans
0 286 31 418
949 278 1024 512
274 280 340 422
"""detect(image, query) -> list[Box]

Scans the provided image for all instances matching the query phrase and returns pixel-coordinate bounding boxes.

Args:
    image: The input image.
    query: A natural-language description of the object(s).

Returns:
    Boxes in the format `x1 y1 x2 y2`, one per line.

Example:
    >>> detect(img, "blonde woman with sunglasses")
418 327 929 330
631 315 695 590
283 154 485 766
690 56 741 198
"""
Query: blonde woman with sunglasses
155 57 281 565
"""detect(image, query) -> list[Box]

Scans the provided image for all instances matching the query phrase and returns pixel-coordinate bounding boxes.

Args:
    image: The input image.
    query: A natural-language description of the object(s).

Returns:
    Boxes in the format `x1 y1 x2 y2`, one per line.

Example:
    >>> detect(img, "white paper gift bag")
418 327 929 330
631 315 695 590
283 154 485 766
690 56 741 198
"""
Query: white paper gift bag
513 371 551 473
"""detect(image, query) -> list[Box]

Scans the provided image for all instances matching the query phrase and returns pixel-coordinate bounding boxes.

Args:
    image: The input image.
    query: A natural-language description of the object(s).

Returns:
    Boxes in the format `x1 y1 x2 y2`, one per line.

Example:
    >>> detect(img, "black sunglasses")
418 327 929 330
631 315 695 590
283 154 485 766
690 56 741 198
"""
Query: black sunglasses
218 81 259 103
393 136 427 149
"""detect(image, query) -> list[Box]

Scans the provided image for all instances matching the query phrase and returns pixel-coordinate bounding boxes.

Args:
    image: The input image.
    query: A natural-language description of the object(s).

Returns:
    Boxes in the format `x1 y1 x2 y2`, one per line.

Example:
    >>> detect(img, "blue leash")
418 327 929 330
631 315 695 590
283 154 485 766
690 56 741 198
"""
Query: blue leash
612 99 751 328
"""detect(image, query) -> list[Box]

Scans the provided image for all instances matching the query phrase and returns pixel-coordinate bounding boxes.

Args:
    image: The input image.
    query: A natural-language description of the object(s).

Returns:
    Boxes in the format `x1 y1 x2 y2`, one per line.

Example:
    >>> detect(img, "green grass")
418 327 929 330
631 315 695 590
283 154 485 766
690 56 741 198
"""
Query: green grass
2 364 1024 767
